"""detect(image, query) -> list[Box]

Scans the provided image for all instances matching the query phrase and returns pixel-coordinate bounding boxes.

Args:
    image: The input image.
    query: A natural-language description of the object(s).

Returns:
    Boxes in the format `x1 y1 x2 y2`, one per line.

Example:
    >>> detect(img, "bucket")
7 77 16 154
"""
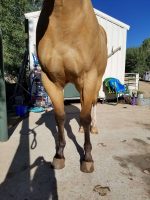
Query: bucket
128 86 135 96
138 93 144 99
15 105 28 117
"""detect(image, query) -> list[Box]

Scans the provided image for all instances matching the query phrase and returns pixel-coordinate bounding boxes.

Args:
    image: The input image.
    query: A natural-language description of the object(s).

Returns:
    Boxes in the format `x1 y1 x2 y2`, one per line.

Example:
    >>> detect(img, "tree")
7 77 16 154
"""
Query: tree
142 38 150 71
125 38 150 75
146 54 150 69
125 48 139 73
0 0 42 77
141 38 150 52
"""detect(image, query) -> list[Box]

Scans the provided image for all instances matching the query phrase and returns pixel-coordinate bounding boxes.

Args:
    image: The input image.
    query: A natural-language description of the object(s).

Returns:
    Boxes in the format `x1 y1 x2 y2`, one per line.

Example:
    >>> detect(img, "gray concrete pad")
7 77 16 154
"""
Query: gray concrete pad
0 103 150 200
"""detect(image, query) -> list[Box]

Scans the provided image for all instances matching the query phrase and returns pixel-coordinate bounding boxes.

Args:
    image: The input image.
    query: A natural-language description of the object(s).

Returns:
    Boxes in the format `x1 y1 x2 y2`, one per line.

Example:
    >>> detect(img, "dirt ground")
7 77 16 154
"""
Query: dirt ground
139 81 150 98
0 80 150 200
0 102 150 200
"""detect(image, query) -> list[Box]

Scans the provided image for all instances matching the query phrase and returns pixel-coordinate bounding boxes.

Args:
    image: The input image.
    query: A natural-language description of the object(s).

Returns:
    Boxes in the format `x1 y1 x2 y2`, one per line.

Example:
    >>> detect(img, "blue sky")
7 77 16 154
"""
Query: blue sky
92 0 150 48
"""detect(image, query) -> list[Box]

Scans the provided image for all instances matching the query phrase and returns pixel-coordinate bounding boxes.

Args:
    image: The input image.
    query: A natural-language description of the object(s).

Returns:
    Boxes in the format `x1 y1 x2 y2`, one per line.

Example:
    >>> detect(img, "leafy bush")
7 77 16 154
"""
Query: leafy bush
126 38 150 75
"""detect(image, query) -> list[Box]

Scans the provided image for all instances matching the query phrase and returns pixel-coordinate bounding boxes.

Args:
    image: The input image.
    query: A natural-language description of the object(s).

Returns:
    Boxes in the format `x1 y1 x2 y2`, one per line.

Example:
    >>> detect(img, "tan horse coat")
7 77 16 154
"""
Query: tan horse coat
36 0 107 173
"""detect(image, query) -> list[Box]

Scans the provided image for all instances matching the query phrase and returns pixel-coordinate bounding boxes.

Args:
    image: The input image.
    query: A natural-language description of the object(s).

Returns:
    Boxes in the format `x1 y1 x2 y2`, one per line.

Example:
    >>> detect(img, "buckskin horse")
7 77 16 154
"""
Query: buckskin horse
36 0 107 173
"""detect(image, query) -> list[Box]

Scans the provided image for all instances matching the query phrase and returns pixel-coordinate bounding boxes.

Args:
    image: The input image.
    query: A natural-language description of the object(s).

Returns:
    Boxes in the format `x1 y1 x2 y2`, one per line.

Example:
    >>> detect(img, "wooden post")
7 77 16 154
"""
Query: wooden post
0 28 8 141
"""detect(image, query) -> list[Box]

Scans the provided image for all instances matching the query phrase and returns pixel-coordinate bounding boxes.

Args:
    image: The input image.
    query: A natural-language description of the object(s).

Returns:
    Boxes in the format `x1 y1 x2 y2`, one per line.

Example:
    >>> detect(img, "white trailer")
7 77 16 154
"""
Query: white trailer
24 8 130 99
143 71 150 82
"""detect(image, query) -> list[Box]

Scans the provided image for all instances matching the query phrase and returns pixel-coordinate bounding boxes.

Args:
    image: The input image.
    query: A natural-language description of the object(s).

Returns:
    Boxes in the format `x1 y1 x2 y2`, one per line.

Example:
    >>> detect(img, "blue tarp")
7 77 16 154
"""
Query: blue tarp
104 78 126 93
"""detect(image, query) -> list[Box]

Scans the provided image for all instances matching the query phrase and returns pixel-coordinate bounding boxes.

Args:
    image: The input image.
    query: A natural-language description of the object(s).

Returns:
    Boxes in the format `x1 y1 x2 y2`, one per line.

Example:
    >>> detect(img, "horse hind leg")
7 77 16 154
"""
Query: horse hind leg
80 103 99 135
79 80 100 135
42 72 66 169
91 79 102 134
79 88 84 133
91 103 98 134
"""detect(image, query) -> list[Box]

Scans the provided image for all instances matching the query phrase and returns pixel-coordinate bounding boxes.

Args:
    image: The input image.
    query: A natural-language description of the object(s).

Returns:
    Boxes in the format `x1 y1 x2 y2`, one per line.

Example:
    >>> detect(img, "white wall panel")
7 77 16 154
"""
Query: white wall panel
25 9 129 98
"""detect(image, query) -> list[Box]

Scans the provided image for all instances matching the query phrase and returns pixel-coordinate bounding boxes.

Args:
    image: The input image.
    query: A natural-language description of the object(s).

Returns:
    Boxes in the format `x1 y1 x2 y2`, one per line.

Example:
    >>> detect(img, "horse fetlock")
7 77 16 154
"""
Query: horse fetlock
55 113 65 124
56 142 66 158
80 114 91 127
59 140 66 148
84 152 93 162
79 126 84 133
91 125 99 134
84 142 92 152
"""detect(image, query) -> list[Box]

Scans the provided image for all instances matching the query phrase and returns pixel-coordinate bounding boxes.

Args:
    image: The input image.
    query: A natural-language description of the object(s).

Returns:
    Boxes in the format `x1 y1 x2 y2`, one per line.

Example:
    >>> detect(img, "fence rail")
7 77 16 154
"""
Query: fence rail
124 73 139 91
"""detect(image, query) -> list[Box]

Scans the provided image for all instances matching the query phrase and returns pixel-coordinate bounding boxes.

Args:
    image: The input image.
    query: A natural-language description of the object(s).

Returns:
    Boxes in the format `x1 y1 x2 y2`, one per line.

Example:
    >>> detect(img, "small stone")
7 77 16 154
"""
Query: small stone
143 168 150 175
121 140 127 143
129 177 133 180
97 143 107 147
93 185 110 196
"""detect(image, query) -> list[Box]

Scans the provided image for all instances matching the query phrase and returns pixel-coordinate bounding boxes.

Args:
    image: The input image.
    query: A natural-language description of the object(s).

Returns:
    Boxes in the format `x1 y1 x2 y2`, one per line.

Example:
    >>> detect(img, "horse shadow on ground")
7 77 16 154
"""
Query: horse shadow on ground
0 115 58 200
114 138 150 197
36 104 84 161
0 104 83 200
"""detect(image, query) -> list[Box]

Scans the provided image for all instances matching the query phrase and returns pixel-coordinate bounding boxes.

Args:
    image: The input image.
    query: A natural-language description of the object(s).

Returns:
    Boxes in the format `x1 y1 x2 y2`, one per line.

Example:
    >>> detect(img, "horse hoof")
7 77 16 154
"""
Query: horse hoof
80 161 94 173
79 126 84 133
91 126 99 134
52 158 65 169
